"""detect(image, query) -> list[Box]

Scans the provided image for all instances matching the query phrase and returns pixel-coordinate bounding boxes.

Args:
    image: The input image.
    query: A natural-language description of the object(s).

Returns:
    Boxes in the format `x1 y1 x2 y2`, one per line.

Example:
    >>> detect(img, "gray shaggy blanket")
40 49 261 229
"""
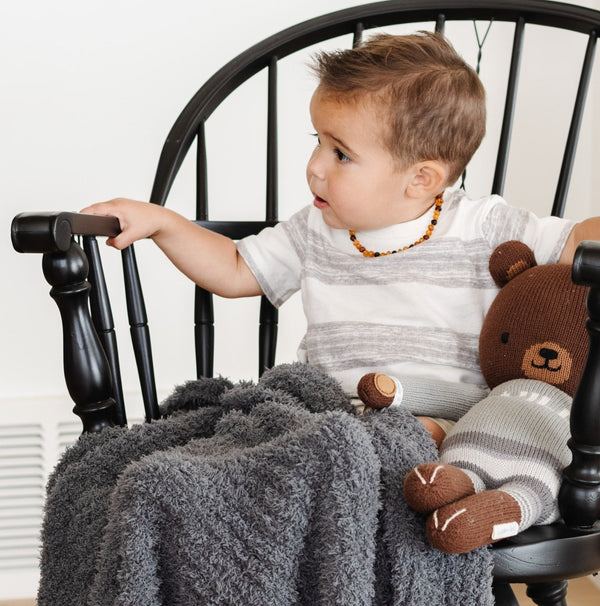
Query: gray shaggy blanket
38 363 493 605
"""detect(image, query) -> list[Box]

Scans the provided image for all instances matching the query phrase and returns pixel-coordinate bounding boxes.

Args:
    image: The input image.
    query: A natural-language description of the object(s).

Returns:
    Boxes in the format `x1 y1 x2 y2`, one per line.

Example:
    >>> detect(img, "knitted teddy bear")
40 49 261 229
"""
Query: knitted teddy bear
357 240 589 553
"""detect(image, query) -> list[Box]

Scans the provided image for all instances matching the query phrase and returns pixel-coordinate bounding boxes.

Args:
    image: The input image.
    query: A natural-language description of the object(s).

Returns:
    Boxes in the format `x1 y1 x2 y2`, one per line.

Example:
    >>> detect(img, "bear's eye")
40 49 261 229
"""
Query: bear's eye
501 332 509 344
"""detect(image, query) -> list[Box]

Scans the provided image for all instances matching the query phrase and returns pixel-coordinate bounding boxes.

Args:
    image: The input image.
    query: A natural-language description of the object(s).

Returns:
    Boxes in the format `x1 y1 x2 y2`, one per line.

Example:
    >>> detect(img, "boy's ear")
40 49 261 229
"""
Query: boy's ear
405 161 449 198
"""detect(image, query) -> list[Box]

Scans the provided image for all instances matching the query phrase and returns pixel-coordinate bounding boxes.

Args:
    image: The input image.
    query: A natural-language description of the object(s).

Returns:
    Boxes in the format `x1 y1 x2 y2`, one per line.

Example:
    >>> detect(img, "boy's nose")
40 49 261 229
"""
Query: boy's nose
306 147 326 182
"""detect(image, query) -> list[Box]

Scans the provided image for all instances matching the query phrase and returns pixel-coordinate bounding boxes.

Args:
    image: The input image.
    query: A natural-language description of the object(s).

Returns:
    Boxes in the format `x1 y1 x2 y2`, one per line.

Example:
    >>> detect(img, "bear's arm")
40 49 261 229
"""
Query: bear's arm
398 377 488 421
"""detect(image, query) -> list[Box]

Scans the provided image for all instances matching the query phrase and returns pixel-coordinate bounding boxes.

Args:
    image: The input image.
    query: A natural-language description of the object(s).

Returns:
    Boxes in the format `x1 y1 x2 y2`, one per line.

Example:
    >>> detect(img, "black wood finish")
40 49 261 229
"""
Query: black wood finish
559 241 600 528
11 211 120 253
492 583 520 606
259 297 278 376
41 242 117 433
353 21 365 47
192 221 279 377
82 236 127 427
192 220 279 378
552 32 598 218
194 286 214 378
527 582 568 606
266 55 278 222
491 17 524 197
122 246 160 421
11 2 600 602
196 121 208 221
492 518 600 581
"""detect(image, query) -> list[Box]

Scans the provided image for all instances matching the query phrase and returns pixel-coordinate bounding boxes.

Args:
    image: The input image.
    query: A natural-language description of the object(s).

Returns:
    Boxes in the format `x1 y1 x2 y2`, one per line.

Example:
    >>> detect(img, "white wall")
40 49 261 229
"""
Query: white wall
1 0 600 598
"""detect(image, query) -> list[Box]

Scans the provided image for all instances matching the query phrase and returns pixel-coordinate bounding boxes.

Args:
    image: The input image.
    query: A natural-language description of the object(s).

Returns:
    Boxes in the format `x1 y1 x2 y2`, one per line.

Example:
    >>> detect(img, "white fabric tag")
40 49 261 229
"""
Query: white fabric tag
491 521 519 540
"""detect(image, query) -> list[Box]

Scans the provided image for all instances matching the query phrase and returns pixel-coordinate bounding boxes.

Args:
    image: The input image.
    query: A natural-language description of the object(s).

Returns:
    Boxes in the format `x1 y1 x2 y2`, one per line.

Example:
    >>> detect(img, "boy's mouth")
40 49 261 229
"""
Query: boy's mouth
313 195 329 210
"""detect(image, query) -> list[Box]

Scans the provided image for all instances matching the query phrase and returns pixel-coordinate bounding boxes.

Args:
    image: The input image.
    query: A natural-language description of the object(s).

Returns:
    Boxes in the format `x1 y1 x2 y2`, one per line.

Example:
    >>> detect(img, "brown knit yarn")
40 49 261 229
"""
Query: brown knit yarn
357 373 397 408
426 490 522 554
489 240 537 287
403 463 475 515
480 241 588 396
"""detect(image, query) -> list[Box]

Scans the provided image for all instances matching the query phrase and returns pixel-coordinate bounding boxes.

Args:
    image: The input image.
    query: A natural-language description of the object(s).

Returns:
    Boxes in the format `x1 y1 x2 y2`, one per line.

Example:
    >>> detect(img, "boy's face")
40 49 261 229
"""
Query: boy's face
307 88 432 231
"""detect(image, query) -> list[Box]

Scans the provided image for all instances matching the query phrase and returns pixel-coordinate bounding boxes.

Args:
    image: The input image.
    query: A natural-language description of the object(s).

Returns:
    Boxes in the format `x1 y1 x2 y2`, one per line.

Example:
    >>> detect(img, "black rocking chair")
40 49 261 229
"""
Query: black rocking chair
11 1 600 604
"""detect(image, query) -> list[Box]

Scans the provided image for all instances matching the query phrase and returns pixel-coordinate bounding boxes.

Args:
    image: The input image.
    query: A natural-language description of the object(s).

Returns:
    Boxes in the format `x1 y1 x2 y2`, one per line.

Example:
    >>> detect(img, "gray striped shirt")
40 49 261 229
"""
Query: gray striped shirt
238 188 574 395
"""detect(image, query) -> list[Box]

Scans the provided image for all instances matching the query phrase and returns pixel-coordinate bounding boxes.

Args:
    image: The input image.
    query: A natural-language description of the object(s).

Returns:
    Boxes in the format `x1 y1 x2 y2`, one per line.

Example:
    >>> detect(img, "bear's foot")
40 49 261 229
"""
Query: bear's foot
357 373 399 408
403 463 475 514
426 490 522 553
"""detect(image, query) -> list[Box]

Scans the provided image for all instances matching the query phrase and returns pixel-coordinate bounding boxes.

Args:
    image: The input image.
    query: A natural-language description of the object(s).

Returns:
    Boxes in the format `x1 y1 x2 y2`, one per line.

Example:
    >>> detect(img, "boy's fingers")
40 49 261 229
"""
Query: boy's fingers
81 205 112 217
81 199 123 215
106 235 129 250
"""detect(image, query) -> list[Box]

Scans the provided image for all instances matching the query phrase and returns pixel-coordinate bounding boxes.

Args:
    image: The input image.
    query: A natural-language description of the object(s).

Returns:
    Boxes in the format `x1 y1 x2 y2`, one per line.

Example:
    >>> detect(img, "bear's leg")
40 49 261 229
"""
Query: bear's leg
403 462 477 514
425 490 522 553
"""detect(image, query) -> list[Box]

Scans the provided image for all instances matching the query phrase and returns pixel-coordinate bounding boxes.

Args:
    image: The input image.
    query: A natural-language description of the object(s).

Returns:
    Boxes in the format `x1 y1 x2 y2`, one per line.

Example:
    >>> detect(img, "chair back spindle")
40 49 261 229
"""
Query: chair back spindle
122 246 160 420
492 17 525 197
435 14 446 34
267 56 278 221
353 22 364 48
195 286 215 379
552 30 598 218
196 121 209 221
193 121 214 378
83 236 127 426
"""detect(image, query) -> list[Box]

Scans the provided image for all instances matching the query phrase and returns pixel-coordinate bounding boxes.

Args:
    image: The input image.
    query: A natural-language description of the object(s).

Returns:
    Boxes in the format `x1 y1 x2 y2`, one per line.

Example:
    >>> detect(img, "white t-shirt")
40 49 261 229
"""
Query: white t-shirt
237 188 574 395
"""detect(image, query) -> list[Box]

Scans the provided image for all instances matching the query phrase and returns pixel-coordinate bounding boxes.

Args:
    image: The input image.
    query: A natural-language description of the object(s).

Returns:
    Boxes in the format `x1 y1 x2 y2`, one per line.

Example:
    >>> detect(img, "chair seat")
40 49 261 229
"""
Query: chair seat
493 521 600 583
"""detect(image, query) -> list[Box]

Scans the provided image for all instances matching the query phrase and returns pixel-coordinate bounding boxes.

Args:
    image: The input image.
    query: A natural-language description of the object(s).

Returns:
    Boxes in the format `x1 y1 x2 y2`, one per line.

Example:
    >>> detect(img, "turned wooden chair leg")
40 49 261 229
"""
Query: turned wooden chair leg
526 581 568 606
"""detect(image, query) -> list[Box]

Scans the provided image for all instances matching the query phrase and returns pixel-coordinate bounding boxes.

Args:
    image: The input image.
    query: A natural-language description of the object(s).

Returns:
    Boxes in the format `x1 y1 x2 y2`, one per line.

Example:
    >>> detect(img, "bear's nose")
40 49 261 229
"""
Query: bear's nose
540 347 559 361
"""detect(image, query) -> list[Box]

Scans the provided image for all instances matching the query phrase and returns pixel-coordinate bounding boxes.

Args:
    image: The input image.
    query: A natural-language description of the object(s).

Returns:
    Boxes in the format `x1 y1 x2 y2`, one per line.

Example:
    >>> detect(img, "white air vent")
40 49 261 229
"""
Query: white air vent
0 424 45 571
0 392 153 600
57 421 83 453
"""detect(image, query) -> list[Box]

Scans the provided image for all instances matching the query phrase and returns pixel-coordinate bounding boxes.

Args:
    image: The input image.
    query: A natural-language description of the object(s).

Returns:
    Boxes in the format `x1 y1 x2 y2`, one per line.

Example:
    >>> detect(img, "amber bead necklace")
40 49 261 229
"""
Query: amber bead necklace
349 193 443 257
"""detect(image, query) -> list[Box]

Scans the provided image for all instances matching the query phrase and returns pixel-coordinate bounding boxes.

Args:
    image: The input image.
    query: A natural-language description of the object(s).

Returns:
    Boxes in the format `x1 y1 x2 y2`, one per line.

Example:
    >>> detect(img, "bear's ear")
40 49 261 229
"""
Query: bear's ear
489 241 537 287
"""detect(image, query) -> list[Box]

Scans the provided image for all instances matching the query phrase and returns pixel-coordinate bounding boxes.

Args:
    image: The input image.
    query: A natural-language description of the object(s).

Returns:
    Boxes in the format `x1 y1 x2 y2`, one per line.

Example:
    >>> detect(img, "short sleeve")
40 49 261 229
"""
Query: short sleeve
236 206 310 307
481 199 575 264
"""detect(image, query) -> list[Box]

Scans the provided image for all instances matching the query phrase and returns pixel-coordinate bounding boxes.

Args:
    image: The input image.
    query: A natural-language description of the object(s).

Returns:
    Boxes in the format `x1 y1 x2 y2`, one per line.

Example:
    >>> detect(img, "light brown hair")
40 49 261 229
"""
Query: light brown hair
311 31 486 184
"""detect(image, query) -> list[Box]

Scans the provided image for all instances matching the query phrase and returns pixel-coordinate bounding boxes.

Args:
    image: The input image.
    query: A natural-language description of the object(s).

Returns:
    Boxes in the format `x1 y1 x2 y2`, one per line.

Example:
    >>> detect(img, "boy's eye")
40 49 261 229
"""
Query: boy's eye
335 149 350 163
311 133 349 162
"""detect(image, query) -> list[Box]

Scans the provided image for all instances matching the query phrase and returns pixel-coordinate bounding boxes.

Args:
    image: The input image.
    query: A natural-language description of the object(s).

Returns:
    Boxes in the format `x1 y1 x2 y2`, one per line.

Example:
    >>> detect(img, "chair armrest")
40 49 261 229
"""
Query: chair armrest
11 211 120 254
559 240 600 528
12 211 122 432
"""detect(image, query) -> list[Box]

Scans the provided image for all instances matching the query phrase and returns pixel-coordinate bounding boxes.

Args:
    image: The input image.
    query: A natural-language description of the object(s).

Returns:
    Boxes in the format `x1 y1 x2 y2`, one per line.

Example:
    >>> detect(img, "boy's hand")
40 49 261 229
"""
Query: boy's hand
81 198 167 250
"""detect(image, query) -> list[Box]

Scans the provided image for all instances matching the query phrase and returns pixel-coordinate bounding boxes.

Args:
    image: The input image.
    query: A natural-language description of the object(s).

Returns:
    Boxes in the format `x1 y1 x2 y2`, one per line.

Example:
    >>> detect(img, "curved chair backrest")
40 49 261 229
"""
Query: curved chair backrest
108 0 600 422
150 0 600 212
109 0 598 421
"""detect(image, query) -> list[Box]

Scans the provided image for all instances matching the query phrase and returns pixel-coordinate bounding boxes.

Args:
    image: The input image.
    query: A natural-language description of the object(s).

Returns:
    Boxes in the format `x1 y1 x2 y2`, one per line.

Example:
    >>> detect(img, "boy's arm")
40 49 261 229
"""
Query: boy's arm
80 198 263 298
559 217 600 264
